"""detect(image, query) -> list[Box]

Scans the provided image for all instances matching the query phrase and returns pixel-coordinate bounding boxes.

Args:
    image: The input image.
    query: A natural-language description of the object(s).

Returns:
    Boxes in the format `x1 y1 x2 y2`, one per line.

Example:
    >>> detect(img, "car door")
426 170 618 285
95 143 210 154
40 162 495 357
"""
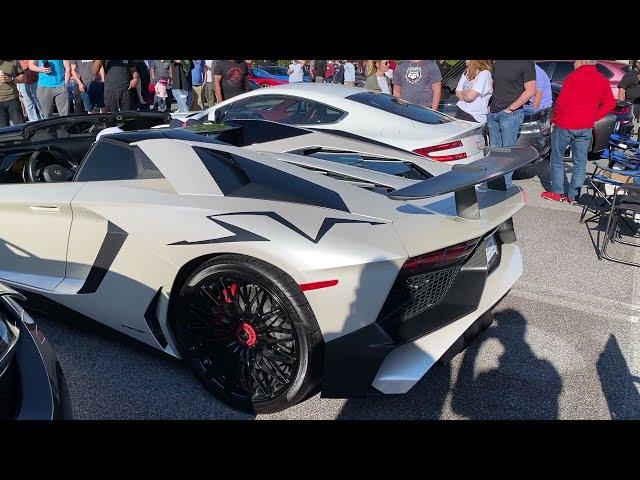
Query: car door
0 182 84 290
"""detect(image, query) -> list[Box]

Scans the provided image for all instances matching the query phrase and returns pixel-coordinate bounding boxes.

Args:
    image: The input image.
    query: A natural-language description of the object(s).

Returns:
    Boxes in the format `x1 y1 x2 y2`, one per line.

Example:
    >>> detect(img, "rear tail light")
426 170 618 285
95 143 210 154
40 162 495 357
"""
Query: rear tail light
401 238 479 273
413 140 468 162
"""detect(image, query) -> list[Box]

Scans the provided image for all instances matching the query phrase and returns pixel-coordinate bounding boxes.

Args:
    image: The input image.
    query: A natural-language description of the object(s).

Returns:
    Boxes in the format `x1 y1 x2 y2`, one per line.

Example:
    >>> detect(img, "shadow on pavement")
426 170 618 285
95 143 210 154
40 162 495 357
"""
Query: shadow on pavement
334 361 452 420
597 334 640 420
336 308 563 420
450 308 562 419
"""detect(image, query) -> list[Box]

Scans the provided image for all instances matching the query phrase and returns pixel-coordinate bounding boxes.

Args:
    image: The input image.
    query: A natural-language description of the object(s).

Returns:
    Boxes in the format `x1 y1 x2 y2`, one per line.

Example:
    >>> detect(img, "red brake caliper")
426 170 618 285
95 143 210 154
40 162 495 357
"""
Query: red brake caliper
222 283 238 304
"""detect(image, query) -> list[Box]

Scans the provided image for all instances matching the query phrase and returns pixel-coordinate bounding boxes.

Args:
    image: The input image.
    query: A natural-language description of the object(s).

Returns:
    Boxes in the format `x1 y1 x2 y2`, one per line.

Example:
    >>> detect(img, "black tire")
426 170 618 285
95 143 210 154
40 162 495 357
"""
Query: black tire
171 254 323 414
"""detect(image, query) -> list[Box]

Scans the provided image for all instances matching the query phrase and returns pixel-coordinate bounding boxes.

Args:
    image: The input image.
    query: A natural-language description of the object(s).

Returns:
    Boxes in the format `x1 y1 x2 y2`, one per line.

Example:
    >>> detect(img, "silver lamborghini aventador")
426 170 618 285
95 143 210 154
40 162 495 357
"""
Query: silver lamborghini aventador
0 113 536 413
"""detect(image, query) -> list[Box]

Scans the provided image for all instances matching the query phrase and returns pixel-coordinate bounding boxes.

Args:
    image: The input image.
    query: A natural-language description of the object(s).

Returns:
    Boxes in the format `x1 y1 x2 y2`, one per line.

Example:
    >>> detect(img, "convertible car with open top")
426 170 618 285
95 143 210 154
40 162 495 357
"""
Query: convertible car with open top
0 113 536 413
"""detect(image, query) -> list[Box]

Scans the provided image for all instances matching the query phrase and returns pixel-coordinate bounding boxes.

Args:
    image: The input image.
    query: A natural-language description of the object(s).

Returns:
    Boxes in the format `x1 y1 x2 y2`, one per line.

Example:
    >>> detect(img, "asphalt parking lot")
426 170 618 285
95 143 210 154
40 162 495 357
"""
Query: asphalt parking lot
32 159 640 420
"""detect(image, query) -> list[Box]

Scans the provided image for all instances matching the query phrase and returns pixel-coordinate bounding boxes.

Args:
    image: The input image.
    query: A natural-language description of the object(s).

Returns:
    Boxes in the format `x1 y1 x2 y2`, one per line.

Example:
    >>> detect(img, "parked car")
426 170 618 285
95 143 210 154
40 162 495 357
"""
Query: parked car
537 60 631 97
248 67 287 87
0 112 535 413
261 65 310 83
180 83 491 165
0 283 72 420
438 90 552 160
175 118 452 179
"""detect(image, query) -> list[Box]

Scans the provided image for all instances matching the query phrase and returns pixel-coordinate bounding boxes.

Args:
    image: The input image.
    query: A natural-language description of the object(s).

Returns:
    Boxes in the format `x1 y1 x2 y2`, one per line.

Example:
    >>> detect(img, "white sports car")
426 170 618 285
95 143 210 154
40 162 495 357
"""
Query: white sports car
172 83 487 164
0 113 535 413
177 119 452 180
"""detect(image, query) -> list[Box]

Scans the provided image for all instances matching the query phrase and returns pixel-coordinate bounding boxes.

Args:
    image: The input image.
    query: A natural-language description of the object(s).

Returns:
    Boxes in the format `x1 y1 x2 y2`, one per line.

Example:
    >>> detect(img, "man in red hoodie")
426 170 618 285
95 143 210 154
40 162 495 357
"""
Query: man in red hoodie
542 60 615 204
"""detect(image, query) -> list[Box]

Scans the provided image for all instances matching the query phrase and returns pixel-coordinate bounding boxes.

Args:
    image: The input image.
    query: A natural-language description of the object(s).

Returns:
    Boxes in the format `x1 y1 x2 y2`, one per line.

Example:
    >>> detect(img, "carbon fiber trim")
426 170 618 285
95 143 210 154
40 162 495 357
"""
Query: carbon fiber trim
78 222 128 294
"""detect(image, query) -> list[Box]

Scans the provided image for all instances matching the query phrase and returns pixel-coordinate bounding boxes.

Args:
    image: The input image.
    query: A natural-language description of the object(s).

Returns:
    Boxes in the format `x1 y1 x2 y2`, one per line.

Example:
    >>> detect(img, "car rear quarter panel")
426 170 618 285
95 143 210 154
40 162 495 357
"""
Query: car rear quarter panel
66 182 411 343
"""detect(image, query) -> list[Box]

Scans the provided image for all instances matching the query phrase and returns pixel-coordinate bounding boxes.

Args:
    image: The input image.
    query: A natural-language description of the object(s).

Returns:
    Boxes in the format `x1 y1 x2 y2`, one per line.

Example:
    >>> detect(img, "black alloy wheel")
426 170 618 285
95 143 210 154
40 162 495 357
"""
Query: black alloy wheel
172 255 323 413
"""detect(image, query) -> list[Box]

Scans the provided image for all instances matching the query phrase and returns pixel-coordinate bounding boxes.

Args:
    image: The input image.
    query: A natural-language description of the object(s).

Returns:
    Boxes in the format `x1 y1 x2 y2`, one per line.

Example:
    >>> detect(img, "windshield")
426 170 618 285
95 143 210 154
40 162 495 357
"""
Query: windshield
346 91 454 125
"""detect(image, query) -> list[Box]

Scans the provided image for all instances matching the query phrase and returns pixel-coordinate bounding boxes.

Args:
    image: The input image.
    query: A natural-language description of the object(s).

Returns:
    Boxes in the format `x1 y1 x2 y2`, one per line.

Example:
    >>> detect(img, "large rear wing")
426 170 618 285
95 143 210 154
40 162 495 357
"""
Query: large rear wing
388 146 539 219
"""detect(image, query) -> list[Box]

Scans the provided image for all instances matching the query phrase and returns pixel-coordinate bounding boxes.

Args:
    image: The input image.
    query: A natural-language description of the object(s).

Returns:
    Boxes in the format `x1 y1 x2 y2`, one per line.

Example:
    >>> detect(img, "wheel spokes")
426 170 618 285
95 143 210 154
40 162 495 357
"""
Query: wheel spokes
181 271 299 402
261 345 296 365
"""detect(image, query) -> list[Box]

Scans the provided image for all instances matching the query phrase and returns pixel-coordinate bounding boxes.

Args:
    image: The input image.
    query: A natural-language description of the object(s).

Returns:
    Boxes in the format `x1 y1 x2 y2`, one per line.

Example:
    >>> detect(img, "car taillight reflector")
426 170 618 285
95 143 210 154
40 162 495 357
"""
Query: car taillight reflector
413 140 468 161
299 279 339 291
402 238 479 273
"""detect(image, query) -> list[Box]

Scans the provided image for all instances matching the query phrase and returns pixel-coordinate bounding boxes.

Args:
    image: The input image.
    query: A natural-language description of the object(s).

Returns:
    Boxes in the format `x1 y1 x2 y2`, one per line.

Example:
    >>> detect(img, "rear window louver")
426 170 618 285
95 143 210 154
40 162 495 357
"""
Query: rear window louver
288 163 395 195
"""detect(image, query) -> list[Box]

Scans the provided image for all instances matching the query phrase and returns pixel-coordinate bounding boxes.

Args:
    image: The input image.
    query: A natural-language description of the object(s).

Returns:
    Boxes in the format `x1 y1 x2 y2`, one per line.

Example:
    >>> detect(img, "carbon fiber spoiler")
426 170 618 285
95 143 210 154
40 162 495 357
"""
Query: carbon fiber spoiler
388 146 539 219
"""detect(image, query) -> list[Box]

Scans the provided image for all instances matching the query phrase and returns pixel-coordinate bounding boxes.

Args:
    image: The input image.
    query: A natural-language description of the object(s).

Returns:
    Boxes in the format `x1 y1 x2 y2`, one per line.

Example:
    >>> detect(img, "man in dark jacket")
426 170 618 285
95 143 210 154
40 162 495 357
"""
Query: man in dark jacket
542 60 615 204
134 60 152 111
333 61 345 85
315 59 327 83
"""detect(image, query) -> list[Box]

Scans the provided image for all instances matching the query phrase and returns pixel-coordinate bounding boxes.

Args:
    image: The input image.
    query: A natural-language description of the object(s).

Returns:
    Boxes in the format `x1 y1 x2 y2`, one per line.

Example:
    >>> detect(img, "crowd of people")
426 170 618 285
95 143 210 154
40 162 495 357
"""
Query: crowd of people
0 60 251 126
1 58 638 205
361 59 637 204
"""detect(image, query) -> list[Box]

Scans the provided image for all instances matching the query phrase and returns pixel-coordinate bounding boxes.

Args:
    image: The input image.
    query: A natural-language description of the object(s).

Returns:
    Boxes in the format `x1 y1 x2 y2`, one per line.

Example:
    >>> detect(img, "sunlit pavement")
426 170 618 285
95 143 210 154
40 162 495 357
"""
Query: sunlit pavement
32 159 640 419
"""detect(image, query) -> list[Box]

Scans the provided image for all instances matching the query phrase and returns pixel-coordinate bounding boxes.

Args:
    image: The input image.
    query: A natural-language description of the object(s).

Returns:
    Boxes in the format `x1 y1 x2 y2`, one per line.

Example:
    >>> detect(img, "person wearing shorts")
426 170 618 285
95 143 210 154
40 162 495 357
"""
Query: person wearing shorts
91 60 138 112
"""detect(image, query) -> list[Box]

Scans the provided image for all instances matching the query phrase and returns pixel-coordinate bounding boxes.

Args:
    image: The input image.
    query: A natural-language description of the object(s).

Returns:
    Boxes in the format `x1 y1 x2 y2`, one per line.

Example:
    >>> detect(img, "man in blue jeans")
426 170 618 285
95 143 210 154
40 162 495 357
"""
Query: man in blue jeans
487 60 536 184
542 60 615 204
171 60 194 113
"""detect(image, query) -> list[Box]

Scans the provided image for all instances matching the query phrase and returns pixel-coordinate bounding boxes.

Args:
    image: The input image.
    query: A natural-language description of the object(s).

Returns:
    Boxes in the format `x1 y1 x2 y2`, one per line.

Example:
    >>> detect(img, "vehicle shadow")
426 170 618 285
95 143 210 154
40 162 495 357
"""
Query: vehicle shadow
330 259 447 420
596 334 640 419
449 308 562 419
336 307 563 419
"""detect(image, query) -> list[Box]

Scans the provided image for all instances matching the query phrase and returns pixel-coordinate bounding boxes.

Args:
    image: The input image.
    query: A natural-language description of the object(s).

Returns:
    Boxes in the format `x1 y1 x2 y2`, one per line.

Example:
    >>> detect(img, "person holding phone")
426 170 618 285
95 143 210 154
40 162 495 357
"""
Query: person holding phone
0 60 26 127
29 60 70 119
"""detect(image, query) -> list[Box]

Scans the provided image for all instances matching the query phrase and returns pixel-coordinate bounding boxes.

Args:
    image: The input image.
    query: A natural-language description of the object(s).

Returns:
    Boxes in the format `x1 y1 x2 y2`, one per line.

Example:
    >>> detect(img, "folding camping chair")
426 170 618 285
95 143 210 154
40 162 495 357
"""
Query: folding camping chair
580 133 640 224
601 181 640 266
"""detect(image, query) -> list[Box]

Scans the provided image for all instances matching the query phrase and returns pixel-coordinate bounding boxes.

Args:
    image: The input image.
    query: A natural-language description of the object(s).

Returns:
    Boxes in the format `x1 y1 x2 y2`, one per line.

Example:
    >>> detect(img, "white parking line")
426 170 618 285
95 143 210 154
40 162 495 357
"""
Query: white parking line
510 279 640 324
